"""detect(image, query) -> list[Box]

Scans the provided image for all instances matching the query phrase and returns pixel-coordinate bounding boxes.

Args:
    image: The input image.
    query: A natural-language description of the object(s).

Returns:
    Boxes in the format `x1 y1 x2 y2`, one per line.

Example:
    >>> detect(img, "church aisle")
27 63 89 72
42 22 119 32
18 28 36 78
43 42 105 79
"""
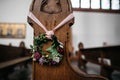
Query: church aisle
8 63 32 80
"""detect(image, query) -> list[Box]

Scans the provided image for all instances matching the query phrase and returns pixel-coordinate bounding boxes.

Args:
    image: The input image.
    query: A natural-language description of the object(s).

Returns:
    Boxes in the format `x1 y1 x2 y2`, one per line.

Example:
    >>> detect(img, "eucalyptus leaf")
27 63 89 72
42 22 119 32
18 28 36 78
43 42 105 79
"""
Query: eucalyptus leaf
30 45 33 49
46 46 54 53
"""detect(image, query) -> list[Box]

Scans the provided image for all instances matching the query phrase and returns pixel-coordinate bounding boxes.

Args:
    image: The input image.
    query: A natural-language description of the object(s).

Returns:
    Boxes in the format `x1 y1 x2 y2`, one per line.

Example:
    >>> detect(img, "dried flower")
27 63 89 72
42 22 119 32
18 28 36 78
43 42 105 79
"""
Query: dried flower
34 52 41 60
39 57 44 64
58 47 64 54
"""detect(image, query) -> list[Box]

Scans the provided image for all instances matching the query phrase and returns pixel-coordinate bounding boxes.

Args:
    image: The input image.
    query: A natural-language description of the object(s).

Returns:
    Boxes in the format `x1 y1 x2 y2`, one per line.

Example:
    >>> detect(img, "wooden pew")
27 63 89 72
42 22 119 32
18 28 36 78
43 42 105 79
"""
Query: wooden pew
80 45 120 79
0 45 31 79
27 0 108 79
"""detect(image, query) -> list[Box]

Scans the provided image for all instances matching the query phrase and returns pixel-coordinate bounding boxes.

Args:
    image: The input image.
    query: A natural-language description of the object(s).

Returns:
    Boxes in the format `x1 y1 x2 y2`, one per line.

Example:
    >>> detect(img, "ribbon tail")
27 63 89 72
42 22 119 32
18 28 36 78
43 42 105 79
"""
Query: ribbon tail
53 13 74 31
28 12 48 32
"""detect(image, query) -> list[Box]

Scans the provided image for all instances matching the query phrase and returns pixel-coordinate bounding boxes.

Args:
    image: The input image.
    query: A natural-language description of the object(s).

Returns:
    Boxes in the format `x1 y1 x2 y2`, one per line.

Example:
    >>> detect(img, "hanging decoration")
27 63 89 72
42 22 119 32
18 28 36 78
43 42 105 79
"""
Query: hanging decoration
28 12 74 66
30 33 64 65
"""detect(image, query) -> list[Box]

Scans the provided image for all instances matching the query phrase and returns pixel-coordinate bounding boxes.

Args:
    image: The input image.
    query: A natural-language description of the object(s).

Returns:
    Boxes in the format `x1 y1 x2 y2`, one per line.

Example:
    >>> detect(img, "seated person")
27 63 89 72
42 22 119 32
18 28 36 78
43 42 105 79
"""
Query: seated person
19 41 30 56
77 42 87 72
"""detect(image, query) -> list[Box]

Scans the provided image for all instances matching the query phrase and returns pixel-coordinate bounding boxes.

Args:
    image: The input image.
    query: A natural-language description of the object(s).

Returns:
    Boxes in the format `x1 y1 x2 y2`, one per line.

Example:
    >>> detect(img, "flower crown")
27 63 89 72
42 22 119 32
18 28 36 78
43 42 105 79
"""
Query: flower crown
30 33 64 66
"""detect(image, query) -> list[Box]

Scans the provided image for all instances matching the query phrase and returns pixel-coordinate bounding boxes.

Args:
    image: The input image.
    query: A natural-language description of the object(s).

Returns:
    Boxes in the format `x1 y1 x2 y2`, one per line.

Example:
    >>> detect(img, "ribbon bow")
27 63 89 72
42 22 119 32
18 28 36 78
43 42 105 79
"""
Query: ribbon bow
28 12 74 39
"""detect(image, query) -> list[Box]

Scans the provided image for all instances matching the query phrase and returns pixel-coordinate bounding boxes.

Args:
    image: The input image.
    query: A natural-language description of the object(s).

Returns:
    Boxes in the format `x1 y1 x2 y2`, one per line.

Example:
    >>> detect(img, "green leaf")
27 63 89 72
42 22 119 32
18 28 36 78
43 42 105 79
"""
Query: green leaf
46 46 54 53
41 51 45 55
30 45 33 49
46 45 61 60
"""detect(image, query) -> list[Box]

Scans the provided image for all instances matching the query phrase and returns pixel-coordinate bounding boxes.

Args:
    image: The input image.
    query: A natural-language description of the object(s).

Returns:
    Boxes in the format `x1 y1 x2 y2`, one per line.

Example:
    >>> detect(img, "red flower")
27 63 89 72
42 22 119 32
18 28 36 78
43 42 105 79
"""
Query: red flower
34 52 42 60
57 47 64 54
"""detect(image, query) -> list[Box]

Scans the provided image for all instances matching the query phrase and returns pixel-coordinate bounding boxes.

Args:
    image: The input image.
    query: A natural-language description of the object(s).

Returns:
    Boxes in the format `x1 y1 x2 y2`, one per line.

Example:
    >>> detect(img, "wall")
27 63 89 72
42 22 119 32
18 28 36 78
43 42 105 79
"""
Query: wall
72 11 120 51
0 0 120 51
0 0 33 48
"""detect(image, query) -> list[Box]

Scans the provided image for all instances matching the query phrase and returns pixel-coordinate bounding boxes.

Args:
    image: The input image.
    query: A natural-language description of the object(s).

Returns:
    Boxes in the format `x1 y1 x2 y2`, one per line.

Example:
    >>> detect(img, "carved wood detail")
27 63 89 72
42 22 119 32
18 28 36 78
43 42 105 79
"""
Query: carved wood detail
40 0 62 14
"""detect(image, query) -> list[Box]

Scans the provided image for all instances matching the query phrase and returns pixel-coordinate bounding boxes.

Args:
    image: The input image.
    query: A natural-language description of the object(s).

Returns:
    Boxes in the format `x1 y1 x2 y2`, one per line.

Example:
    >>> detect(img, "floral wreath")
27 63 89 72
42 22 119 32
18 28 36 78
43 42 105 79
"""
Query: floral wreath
30 33 64 66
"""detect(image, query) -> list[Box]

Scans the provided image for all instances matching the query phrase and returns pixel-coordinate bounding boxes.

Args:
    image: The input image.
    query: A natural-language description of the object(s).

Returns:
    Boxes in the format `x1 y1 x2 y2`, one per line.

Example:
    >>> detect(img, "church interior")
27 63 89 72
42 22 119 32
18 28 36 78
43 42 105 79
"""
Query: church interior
0 0 120 80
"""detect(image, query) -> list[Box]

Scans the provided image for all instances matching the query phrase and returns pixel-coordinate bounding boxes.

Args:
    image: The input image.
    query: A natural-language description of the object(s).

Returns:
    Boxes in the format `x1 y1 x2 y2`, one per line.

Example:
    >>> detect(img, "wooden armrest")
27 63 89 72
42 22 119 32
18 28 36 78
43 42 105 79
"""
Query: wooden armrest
0 56 31 69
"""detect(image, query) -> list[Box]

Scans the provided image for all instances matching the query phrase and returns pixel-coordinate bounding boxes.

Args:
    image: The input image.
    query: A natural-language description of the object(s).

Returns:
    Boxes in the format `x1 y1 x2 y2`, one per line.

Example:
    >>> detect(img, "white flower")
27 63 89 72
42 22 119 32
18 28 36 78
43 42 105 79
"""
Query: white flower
33 58 36 61
53 57 60 63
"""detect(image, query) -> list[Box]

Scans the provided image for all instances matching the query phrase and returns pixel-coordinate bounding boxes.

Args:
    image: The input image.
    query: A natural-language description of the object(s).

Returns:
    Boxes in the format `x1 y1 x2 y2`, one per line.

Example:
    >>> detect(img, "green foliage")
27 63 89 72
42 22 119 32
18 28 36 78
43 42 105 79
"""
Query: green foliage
30 33 64 65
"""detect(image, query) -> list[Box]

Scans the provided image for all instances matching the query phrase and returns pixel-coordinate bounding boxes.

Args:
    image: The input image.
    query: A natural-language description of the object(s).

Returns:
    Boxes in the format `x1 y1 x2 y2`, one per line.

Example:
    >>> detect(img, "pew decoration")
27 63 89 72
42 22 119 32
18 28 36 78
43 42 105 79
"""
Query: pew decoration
30 33 64 66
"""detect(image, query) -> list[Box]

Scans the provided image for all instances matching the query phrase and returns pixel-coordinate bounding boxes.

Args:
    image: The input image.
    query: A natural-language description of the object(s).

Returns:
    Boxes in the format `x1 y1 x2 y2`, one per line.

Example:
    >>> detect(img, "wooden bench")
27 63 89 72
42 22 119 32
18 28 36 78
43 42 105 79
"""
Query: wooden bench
80 45 120 79
0 45 31 79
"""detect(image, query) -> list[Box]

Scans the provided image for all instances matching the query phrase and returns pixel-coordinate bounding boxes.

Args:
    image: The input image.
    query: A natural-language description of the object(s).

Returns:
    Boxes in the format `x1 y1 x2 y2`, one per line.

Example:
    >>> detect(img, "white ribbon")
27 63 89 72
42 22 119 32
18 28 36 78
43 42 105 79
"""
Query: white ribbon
28 12 48 32
45 31 54 39
28 12 74 39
